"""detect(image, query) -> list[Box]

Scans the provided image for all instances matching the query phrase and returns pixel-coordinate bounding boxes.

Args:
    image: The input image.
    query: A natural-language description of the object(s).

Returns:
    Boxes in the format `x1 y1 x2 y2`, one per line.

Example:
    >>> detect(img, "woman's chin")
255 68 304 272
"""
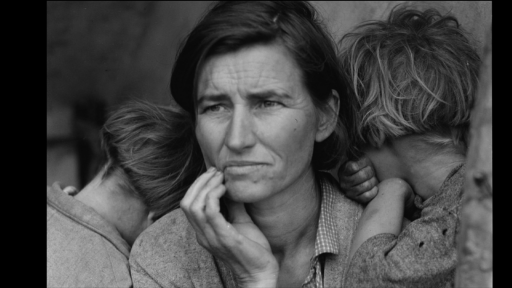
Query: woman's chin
224 180 270 203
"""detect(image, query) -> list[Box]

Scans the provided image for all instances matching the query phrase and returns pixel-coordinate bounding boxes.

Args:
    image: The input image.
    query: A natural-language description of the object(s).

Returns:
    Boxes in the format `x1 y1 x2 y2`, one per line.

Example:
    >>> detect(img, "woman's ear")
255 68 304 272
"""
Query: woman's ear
316 89 340 142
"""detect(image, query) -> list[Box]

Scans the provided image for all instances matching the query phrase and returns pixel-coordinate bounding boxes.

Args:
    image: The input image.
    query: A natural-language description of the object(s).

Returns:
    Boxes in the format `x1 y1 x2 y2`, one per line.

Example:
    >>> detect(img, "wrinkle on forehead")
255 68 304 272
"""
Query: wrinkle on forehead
197 44 308 104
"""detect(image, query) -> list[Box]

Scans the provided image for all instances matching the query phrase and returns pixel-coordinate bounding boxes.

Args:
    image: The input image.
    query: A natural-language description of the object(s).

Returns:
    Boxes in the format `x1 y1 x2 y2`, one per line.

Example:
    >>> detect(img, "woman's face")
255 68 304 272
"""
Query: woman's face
195 43 326 203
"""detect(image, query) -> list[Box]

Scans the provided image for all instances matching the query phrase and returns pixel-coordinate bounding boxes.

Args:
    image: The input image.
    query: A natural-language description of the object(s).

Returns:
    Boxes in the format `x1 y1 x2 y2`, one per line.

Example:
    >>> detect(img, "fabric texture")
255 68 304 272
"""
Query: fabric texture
302 178 339 287
129 172 363 288
47 183 132 288
344 164 466 288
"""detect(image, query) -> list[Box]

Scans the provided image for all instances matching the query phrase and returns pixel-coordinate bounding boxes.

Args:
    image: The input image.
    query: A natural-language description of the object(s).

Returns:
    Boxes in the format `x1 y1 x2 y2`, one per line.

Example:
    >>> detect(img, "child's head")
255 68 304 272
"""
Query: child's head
100 101 204 221
339 4 481 156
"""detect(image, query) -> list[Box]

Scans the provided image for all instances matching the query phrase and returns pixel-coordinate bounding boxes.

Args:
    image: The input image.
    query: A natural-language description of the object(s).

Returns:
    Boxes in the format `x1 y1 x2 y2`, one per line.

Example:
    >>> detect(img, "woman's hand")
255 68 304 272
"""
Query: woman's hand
180 167 278 288
338 155 379 204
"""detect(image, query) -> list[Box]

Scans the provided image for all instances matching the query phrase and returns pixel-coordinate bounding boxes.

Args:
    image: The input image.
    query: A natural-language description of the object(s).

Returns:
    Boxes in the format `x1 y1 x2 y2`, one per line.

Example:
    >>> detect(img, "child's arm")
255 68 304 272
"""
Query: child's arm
343 167 465 288
348 178 414 260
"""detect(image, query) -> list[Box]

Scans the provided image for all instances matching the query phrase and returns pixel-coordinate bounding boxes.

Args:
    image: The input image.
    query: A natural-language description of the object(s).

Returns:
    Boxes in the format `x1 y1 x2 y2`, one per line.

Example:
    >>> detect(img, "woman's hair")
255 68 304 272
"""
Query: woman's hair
338 4 481 156
101 101 204 220
171 1 352 171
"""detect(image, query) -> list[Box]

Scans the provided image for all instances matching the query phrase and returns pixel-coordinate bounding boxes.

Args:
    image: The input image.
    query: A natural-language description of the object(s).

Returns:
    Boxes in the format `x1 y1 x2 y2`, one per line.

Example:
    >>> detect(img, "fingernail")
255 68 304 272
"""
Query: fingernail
208 166 216 172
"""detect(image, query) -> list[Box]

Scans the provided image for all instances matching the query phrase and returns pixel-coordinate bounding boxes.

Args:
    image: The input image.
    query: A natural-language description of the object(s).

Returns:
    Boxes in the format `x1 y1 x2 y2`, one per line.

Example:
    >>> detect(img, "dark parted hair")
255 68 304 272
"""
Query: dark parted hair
170 1 352 171
101 101 204 220
338 4 481 156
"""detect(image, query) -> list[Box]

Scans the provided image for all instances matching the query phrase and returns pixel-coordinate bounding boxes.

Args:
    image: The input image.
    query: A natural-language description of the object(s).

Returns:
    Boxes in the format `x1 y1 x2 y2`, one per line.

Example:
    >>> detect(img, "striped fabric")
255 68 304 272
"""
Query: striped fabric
302 177 339 288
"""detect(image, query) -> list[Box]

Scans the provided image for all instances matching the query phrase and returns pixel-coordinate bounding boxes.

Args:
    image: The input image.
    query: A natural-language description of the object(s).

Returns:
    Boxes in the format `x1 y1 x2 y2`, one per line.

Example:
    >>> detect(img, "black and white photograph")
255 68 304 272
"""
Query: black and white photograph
47 1 492 287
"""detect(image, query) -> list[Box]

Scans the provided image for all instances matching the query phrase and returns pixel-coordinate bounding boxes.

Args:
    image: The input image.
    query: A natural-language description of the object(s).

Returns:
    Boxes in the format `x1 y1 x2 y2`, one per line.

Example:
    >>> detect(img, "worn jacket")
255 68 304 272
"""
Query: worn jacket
344 164 466 288
47 183 132 288
129 173 363 288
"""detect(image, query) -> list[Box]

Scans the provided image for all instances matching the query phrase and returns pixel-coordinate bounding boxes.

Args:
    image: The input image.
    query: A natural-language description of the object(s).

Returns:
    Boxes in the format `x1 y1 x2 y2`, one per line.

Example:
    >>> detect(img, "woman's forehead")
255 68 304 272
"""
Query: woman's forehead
197 44 305 98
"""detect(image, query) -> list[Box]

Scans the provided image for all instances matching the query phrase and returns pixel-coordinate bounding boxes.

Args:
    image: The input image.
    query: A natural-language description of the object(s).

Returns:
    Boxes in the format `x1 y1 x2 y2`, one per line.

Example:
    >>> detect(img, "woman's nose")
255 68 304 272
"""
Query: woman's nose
224 106 256 151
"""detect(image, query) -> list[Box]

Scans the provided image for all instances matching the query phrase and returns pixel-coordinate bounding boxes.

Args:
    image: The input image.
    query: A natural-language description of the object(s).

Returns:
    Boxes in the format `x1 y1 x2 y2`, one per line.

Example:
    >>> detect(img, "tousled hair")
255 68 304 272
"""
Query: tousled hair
101 101 204 220
171 1 352 171
338 4 481 156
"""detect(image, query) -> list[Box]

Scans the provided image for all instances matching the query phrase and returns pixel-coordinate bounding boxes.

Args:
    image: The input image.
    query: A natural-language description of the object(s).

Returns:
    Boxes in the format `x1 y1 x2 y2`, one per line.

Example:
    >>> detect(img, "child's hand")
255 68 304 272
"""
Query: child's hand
338 155 379 204
54 181 79 196
63 186 79 196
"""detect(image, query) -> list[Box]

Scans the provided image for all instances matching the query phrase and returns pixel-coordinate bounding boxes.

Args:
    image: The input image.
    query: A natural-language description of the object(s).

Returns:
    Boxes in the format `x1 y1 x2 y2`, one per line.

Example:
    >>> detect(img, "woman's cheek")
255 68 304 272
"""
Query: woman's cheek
196 125 216 168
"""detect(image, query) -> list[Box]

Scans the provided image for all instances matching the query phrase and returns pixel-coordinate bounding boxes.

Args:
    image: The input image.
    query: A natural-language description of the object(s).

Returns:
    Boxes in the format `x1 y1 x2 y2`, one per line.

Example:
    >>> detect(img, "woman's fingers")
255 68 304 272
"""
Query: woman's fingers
205 199 254 248
189 171 224 221
226 199 253 224
180 167 217 208
192 170 224 207
208 199 275 271
181 167 222 247
182 169 230 251
204 184 227 215
204 185 229 235
181 173 277 282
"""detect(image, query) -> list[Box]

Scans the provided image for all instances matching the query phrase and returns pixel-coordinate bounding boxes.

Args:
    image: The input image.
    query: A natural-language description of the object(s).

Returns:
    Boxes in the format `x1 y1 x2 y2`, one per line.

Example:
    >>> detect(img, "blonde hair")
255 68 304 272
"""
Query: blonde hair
338 4 481 156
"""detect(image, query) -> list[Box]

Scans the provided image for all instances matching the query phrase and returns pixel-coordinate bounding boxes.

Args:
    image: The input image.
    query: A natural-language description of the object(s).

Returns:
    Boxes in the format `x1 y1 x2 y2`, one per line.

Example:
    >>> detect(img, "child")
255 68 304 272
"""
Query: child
47 101 204 287
337 5 480 287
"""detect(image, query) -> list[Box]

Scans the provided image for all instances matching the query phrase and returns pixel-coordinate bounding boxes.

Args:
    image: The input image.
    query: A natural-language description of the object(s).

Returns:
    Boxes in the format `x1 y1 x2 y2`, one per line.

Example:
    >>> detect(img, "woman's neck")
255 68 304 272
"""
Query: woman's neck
245 167 321 261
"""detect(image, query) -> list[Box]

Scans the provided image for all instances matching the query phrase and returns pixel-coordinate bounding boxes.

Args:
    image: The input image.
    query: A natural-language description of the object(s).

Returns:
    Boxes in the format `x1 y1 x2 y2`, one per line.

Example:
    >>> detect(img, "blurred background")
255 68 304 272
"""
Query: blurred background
47 1 492 190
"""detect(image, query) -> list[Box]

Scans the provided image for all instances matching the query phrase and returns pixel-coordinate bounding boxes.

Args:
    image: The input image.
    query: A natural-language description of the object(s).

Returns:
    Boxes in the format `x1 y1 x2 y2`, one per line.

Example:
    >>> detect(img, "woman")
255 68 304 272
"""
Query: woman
129 2 362 288
47 101 203 287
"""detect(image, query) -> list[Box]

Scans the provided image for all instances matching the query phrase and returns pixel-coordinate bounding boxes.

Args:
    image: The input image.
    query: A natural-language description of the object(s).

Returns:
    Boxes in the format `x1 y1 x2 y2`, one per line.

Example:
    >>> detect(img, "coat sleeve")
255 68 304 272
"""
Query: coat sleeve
344 191 463 287
344 165 465 288
128 212 198 288
129 252 167 288
129 209 226 288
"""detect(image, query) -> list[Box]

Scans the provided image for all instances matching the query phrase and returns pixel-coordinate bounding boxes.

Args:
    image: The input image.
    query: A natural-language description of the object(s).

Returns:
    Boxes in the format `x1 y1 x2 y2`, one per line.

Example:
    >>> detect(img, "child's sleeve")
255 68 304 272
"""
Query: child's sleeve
343 166 465 288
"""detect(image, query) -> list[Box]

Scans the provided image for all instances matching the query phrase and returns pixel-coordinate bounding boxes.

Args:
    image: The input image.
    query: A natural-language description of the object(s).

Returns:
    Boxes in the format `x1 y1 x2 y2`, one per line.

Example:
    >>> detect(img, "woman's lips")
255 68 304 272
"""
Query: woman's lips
222 162 268 176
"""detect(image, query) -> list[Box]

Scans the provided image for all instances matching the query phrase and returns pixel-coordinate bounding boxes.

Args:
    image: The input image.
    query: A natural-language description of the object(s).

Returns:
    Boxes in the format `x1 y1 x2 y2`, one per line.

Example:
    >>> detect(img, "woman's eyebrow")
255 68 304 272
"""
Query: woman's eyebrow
197 94 229 105
198 91 292 105
248 91 292 101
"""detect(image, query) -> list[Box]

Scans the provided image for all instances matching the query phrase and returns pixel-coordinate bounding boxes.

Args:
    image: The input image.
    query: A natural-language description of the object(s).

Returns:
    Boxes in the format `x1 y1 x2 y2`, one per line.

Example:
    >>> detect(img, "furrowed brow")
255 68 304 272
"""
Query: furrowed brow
248 91 292 101
197 94 229 106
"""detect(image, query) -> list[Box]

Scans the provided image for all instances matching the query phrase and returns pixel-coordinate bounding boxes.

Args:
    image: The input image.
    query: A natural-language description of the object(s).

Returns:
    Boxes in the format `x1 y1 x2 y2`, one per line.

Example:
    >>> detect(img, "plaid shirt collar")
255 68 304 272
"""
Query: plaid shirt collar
302 174 340 288
313 175 339 256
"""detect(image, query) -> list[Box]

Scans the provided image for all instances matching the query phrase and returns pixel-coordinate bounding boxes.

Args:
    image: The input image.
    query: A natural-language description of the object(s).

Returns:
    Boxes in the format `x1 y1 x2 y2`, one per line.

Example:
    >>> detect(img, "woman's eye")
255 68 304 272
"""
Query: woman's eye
203 104 224 113
260 101 281 108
